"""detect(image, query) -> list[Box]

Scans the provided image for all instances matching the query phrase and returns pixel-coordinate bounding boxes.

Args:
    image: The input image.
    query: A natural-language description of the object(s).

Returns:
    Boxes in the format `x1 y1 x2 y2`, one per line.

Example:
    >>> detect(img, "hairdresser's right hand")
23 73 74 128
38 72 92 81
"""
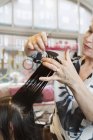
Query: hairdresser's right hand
24 32 48 56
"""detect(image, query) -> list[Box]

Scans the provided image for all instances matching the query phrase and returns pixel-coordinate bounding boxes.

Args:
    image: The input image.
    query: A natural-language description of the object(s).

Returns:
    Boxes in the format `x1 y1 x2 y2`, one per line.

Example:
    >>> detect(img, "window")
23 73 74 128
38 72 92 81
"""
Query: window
0 2 12 25
14 0 32 26
33 0 57 29
0 35 4 62
3 35 27 50
15 36 27 51
0 35 4 47
80 4 92 33
0 34 28 84
58 0 78 31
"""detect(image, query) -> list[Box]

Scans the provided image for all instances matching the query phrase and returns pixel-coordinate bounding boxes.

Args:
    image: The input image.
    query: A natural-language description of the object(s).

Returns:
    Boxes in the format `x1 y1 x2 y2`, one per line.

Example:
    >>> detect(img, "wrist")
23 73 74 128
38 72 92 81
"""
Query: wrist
69 77 83 94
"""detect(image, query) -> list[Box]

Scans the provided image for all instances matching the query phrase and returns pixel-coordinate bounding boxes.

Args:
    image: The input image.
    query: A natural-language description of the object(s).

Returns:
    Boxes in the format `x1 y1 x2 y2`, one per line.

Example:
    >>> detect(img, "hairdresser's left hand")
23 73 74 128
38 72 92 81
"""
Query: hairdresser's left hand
39 50 80 87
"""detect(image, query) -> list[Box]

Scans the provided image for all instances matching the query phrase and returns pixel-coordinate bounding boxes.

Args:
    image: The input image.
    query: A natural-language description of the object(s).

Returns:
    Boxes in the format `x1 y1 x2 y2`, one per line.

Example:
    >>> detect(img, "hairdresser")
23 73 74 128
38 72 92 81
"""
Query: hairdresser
24 21 93 140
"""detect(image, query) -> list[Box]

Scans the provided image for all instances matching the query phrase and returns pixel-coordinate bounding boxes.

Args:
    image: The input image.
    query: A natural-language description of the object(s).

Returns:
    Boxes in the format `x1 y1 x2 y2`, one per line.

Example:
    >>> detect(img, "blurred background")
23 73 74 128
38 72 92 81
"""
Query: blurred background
0 0 93 85
0 0 93 125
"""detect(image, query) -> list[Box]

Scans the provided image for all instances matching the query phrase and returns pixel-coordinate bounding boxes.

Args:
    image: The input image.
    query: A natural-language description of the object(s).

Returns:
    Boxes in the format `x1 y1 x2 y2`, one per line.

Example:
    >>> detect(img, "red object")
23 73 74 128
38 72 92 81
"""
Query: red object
42 85 54 102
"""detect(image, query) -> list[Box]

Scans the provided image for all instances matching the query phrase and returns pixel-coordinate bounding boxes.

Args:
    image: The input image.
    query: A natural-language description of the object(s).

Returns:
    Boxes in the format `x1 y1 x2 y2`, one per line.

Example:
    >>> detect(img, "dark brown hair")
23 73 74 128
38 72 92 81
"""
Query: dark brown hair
0 97 41 140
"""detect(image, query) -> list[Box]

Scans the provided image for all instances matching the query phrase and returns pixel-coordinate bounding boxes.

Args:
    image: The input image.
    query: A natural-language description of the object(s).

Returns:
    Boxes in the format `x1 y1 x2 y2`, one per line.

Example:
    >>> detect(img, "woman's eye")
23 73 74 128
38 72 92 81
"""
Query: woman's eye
88 30 92 33
88 26 93 33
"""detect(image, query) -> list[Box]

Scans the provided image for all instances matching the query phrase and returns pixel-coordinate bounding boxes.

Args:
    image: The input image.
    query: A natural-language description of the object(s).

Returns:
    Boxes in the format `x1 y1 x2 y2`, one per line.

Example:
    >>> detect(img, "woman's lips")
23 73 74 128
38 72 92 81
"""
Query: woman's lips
83 44 91 49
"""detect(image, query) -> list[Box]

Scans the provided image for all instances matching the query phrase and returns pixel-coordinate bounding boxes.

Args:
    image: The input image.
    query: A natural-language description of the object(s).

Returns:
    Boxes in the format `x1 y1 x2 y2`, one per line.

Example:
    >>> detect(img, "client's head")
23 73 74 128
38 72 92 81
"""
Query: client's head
0 97 26 140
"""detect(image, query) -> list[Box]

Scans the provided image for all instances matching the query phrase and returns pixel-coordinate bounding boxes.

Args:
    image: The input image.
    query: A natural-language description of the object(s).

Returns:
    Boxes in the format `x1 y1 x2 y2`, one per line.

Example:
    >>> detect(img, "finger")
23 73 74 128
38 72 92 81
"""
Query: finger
42 57 61 68
60 59 67 66
34 44 42 52
24 41 34 56
40 32 48 46
63 50 66 60
39 76 53 81
36 36 45 51
65 49 71 62
39 75 60 81
28 42 34 50
31 36 42 52
42 61 59 72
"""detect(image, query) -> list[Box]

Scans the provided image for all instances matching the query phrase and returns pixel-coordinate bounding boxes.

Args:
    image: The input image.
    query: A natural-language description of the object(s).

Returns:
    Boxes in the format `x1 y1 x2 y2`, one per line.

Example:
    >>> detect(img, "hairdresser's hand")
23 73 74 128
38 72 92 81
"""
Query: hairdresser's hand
39 50 80 87
24 32 48 56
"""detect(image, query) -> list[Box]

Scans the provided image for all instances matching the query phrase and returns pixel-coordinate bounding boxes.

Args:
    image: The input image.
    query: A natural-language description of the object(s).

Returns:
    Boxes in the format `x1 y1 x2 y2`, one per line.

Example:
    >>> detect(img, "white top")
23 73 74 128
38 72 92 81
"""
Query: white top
50 57 93 140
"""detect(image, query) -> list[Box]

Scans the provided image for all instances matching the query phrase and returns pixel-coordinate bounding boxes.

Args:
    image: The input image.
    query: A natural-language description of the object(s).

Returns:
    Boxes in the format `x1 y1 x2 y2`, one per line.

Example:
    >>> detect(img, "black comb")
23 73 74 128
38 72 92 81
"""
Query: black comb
12 51 59 113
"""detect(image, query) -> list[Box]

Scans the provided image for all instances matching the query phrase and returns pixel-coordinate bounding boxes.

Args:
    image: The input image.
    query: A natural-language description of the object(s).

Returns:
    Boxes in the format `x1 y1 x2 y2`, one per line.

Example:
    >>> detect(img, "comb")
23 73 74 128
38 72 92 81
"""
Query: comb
12 51 59 113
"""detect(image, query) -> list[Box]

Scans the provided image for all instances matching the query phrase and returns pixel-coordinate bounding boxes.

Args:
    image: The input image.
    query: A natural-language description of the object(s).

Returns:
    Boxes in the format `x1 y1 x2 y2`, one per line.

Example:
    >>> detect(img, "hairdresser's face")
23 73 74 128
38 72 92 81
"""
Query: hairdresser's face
82 24 93 59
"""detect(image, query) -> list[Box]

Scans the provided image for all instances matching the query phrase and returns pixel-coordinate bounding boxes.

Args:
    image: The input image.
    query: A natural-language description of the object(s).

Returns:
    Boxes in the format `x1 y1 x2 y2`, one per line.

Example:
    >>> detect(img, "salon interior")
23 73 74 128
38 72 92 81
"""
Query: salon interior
0 0 93 135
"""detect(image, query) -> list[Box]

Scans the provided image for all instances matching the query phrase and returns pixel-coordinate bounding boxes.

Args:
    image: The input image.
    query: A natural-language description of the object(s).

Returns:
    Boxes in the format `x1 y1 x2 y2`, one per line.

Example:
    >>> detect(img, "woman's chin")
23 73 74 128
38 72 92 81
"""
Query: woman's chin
83 51 93 59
